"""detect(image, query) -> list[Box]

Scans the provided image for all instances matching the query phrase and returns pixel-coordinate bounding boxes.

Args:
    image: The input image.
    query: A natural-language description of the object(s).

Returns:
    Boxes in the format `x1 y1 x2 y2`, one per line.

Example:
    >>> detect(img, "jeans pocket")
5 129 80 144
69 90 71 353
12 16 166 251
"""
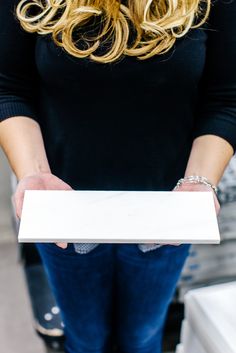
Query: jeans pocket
38 242 76 255
137 243 164 253
73 243 100 254
160 243 191 256
137 243 190 255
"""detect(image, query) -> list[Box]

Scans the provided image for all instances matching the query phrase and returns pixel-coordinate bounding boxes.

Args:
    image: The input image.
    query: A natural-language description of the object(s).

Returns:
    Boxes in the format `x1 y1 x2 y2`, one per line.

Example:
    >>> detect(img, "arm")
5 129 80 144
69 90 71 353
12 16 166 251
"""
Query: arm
0 1 70 248
0 117 71 250
0 0 49 179
179 134 233 215
177 0 236 213
184 134 234 186
0 117 51 180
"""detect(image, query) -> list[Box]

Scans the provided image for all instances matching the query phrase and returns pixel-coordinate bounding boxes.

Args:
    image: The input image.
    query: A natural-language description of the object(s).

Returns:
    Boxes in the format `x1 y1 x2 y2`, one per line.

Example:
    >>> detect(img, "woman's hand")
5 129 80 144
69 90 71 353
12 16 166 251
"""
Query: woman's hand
13 172 72 249
143 181 220 250
165 182 220 247
173 182 220 215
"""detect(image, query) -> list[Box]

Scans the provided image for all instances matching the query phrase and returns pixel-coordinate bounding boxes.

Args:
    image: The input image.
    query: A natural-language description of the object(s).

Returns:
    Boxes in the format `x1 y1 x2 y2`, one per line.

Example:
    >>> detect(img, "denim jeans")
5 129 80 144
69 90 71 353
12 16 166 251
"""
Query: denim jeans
36 243 191 353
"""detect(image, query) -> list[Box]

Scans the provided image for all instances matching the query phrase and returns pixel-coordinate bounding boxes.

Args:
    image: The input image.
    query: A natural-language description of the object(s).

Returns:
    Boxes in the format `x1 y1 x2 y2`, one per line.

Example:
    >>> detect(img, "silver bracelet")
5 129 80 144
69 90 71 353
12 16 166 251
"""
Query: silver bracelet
174 175 218 194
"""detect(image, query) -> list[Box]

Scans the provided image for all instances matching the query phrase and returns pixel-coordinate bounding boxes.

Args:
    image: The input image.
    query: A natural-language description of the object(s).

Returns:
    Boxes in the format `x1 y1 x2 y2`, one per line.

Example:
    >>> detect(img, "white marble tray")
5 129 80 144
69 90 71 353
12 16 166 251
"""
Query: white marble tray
18 190 220 244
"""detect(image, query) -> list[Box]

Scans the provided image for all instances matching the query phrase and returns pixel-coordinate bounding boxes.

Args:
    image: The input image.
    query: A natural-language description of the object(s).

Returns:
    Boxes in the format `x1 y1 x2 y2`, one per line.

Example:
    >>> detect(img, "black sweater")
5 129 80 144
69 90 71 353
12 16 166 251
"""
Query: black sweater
0 0 236 191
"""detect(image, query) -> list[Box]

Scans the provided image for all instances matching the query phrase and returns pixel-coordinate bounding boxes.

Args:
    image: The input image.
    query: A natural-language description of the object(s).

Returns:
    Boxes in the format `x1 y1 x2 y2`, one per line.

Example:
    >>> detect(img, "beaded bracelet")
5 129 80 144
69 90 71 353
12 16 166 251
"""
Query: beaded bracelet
174 175 218 194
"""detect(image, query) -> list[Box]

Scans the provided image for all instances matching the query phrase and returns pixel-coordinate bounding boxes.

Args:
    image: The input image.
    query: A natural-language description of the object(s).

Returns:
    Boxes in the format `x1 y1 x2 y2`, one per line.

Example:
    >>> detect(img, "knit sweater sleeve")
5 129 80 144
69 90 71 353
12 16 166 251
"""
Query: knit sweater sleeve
0 0 39 123
192 0 236 153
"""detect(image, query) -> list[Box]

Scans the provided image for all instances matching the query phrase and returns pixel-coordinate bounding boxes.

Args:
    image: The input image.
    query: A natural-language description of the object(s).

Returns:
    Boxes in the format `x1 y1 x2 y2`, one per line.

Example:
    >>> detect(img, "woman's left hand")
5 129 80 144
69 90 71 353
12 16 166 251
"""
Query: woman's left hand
162 182 220 247
173 182 220 215
146 182 220 249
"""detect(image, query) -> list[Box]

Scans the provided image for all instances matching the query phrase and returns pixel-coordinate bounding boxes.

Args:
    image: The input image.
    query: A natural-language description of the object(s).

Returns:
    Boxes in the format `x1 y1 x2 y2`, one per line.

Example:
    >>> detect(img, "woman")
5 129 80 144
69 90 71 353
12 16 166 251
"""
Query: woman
0 0 235 352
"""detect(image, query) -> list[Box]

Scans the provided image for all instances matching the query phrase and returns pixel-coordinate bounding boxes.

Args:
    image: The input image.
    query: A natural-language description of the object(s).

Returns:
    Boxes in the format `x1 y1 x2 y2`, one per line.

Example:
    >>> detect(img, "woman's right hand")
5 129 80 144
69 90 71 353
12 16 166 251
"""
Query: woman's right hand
13 172 72 249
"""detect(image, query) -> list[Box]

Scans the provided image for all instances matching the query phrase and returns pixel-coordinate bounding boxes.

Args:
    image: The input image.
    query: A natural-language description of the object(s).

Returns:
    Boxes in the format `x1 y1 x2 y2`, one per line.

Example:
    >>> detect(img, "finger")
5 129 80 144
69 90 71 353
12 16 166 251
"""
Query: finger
11 194 19 219
212 193 221 215
12 191 24 219
56 242 68 249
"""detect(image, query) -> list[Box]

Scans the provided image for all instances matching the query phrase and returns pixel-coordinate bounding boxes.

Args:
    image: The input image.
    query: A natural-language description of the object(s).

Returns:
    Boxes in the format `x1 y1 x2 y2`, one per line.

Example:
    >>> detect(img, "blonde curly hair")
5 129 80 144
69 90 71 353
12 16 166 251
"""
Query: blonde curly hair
16 0 211 63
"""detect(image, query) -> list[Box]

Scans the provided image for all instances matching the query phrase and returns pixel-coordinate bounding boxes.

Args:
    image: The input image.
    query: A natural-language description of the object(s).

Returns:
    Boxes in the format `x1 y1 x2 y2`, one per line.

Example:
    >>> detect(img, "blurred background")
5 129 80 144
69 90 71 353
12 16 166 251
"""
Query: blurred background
1 147 236 353
0 149 46 353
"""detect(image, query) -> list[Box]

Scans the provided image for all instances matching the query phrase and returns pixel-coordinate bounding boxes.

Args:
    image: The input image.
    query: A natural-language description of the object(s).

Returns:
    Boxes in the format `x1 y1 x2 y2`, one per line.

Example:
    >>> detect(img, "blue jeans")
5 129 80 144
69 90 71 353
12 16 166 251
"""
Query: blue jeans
36 243 191 353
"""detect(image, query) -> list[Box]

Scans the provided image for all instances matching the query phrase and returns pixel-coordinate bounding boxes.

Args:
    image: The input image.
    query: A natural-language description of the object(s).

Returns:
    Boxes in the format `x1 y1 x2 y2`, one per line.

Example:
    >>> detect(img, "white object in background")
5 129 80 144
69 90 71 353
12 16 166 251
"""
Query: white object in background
179 241 236 286
185 282 236 353
179 320 207 353
218 202 236 240
175 344 184 353
18 190 220 244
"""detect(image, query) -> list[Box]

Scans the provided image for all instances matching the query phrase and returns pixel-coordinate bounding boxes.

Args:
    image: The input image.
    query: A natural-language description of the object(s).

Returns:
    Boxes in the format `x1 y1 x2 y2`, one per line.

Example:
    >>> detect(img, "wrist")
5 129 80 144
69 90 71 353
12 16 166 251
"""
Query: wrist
184 171 218 186
174 175 218 194
17 164 51 181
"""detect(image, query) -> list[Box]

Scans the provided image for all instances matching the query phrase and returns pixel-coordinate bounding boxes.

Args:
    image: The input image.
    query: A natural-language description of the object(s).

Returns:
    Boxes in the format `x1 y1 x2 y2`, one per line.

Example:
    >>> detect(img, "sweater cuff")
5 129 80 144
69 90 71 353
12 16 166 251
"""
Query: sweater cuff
193 115 236 154
0 101 38 123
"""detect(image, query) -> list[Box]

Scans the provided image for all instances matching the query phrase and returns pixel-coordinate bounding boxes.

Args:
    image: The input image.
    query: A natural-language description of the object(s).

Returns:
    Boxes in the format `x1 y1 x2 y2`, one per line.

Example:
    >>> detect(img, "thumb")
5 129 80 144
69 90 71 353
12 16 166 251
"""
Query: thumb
56 242 68 249
12 191 24 219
